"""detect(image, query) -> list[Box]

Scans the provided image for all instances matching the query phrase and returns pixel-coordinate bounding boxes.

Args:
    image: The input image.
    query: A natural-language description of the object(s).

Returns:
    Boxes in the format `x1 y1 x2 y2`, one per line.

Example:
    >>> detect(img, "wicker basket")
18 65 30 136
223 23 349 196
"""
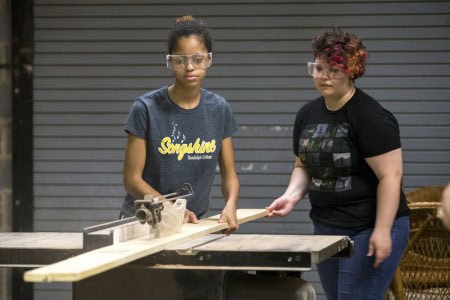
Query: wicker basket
391 185 450 300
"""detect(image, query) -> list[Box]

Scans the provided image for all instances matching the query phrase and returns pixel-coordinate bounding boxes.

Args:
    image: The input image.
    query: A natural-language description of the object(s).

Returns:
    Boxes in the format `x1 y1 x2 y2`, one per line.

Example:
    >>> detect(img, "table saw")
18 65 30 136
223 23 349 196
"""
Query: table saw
0 209 353 299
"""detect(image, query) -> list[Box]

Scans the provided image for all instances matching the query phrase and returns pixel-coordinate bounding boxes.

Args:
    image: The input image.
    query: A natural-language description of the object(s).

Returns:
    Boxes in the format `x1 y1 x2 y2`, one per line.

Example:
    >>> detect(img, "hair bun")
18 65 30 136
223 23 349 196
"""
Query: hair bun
175 15 195 23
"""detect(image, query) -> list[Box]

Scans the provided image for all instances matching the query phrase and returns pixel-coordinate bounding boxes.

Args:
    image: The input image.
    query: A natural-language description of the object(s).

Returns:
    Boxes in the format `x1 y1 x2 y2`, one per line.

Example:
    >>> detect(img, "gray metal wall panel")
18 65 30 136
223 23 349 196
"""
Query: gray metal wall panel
32 1 450 299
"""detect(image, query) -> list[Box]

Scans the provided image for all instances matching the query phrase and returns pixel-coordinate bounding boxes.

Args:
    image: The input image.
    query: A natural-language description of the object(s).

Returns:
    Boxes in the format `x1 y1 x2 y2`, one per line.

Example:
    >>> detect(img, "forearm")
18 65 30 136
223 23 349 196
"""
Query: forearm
218 170 240 234
282 164 310 204
374 174 402 232
267 159 310 218
221 172 239 209
365 148 404 233
124 175 161 200
218 137 239 209
123 134 161 200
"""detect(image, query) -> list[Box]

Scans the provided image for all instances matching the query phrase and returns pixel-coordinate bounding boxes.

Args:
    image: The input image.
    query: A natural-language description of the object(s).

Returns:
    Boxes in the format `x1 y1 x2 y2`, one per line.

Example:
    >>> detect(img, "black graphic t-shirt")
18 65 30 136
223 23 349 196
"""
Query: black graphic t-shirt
293 88 409 230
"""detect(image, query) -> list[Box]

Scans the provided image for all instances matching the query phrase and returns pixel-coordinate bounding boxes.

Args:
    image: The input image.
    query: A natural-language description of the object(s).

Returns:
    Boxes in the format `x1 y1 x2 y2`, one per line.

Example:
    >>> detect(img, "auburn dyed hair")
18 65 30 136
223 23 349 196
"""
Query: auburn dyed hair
312 28 368 79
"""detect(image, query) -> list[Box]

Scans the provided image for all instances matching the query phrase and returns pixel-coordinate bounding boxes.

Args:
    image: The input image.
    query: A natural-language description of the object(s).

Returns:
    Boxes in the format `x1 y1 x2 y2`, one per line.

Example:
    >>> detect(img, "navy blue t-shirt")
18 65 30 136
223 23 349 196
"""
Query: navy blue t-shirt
121 86 238 217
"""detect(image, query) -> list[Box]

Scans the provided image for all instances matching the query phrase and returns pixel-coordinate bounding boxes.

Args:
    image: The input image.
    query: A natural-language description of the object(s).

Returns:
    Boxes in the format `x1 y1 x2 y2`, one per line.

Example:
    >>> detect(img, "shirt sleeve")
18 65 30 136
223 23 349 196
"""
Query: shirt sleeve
356 103 402 158
124 99 148 139
293 107 306 156
222 101 238 139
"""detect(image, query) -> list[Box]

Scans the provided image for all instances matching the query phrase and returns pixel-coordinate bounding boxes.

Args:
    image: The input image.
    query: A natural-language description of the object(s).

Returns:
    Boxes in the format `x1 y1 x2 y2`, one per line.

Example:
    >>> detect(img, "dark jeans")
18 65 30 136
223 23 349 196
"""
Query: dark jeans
313 216 409 300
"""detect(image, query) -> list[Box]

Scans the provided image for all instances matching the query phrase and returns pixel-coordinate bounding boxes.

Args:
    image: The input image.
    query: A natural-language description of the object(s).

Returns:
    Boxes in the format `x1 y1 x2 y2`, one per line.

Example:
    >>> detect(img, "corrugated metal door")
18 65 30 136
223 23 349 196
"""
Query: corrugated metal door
32 1 450 299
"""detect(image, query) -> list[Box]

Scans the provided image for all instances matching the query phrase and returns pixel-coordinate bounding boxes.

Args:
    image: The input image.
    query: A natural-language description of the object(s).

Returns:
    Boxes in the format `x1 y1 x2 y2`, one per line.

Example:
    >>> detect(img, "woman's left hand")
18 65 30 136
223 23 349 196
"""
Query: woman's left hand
219 205 239 235
183 208 199 224
367 229 392 268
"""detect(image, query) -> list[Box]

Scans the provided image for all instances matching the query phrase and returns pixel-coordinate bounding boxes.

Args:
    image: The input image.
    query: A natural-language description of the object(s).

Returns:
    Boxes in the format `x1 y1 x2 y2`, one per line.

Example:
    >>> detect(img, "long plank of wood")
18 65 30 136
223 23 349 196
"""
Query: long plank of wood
23 208 268 283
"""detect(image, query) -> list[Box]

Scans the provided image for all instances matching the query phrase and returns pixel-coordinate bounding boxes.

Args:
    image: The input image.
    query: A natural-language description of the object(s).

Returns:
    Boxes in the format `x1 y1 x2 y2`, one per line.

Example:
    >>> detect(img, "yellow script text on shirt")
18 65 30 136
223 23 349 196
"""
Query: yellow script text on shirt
158 137 217 161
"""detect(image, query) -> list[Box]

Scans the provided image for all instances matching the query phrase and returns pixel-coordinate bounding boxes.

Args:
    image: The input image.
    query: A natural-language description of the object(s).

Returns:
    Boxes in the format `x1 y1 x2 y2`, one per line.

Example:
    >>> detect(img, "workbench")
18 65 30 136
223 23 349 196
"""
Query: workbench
0 210 353 300
0 234 352 299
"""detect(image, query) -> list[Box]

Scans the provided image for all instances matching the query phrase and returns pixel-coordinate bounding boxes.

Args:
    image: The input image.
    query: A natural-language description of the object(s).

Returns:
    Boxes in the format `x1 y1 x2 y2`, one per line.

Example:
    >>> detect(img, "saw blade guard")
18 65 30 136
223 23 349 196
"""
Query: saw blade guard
158 198 187 238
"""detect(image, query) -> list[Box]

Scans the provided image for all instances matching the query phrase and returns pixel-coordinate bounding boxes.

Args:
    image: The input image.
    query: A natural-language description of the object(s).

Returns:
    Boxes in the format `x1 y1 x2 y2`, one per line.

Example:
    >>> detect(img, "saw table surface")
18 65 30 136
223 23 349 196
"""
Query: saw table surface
0 232 82 249
174 233 346 254
135 234 351 271
0 232 83 267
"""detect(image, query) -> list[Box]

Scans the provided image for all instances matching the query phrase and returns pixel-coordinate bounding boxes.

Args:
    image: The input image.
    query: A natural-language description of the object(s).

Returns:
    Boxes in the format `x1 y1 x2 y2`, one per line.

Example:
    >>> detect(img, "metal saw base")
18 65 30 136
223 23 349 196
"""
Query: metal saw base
73 267 314 300
73 234 351 300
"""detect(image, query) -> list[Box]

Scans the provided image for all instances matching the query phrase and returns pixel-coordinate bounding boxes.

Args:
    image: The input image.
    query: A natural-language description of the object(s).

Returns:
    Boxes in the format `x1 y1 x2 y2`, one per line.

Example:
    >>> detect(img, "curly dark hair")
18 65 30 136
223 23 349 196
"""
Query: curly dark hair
168 15 213 54
312 28 368 79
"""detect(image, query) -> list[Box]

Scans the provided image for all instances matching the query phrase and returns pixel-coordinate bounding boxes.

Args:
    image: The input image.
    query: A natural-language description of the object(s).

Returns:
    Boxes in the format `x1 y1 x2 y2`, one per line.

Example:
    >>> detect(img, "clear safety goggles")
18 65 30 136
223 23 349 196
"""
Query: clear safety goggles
166 52 213 70
307 62 346 79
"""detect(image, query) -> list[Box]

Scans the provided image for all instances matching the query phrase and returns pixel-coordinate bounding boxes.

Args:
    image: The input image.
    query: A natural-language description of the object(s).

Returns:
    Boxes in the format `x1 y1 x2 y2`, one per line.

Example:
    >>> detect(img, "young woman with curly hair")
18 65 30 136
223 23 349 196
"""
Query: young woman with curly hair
121 16 239 234
268 28 410 299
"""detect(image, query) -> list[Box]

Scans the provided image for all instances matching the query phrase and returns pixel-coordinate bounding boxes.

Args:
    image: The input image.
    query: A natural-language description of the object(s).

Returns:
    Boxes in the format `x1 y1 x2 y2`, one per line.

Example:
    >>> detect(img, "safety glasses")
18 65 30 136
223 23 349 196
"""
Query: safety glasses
166 52 213 70
307 62 346 79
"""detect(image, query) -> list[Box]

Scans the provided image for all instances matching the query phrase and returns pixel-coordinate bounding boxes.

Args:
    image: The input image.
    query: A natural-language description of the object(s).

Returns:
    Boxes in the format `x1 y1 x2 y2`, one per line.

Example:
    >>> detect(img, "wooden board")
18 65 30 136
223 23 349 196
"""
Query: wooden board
23 208 268 283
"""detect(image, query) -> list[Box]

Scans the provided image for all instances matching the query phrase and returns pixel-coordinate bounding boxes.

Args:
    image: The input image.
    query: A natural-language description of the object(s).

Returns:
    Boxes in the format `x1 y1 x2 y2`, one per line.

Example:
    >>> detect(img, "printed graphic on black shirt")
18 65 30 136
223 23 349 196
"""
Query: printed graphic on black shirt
299 123 351 192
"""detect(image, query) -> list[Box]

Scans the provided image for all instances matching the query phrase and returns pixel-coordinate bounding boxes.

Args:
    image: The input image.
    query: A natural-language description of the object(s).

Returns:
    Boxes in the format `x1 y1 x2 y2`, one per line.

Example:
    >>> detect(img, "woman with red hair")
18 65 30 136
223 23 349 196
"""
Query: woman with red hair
268 28 410 299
